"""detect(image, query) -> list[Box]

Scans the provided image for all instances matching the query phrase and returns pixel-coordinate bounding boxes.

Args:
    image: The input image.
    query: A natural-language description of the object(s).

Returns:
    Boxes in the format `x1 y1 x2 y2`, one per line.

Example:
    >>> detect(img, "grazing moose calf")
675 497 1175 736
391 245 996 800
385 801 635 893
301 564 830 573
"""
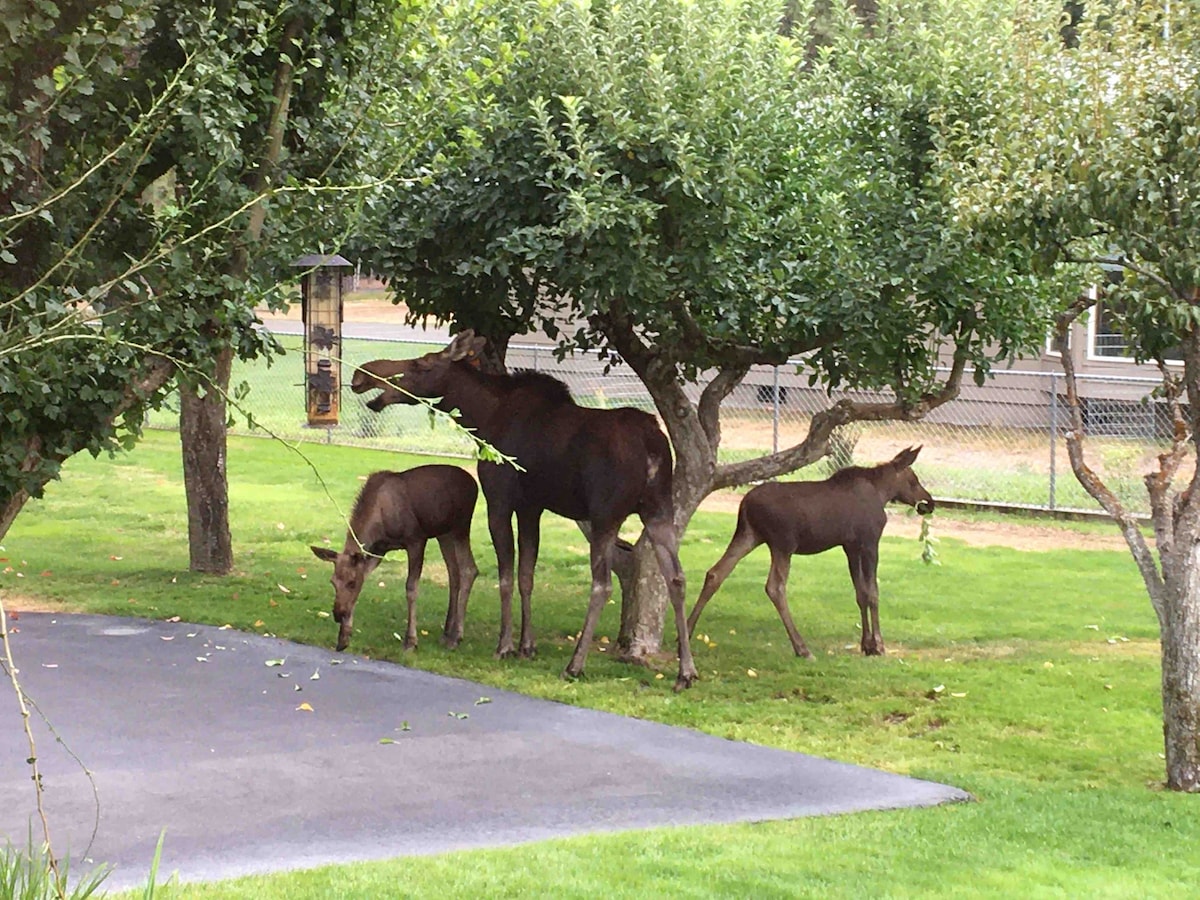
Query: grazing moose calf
311 465 478 652
688 447 934 658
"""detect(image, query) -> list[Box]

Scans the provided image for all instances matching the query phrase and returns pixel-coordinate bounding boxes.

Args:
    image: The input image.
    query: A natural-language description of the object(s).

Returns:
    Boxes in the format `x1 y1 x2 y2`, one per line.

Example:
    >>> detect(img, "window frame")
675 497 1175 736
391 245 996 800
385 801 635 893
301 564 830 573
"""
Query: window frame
1085 294 1184 366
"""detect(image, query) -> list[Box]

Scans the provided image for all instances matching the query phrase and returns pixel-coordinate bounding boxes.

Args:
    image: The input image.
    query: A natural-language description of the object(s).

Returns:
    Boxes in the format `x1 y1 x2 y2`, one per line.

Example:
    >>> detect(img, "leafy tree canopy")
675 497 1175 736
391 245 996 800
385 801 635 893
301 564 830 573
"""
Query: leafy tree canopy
360 0 1059 403
958 0 1200 364
0 0 491 534
353 0 1069 655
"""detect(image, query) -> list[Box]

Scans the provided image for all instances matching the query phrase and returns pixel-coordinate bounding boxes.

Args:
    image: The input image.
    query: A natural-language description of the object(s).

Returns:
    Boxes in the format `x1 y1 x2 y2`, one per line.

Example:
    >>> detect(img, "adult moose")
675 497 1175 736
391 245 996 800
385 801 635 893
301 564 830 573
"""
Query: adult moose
311 465 478 652
688 447 933 658
352 330 699 690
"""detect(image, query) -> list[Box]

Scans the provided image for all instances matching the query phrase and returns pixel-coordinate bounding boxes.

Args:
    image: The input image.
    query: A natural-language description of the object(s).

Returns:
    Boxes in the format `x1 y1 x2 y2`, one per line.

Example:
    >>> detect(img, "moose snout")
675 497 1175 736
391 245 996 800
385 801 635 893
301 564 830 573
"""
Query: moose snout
350 368 376 393
351 367 395 411
916 498 934 515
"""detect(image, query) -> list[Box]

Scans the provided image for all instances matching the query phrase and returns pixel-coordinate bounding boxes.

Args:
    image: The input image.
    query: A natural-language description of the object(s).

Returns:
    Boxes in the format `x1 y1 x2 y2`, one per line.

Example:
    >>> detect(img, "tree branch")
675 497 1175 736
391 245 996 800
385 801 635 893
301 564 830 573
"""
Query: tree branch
1063 250 1180 299
697 364 750 453
711 346 969 490
1175 316 1200 518
595 304 694 426
1055 297 1165 613
0 598 58 880
235 13 305 278
667 295 812 367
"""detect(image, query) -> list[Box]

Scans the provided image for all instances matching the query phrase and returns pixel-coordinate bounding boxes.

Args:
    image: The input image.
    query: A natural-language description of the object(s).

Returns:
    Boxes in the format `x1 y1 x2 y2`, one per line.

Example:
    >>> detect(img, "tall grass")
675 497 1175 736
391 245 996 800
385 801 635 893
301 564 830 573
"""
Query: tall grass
0 830 109 900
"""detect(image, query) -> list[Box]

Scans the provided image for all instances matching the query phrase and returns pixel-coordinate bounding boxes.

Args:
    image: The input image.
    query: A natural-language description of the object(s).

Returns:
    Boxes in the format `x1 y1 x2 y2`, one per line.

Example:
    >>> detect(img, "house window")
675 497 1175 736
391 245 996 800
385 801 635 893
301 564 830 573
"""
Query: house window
1086 298 1183 364
1044 329 1071 357
1091 301 1129 358
755 384 788 404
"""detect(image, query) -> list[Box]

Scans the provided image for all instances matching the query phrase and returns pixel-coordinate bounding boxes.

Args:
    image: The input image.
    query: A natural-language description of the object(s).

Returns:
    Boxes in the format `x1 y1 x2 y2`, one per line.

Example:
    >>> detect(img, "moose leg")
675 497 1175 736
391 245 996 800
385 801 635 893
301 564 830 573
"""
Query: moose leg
515 508 541 658
489 507 518 658
644 517 698 691
437 535 461 647
846 544 884 655
766 546 812 658
687 528 760 636
402 542 427 651
439 531 477 649
565 527 617 680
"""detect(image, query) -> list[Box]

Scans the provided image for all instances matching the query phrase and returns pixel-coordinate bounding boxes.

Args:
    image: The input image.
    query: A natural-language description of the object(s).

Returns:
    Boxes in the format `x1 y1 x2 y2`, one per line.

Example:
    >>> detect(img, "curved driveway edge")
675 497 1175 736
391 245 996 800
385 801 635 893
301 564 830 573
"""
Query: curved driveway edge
0 613 969 890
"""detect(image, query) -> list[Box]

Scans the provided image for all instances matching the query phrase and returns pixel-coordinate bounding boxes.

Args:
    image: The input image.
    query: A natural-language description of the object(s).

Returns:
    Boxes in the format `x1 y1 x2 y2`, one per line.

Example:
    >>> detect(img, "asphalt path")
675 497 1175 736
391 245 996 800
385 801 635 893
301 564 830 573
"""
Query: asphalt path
1 613 968 891
258 317 452 343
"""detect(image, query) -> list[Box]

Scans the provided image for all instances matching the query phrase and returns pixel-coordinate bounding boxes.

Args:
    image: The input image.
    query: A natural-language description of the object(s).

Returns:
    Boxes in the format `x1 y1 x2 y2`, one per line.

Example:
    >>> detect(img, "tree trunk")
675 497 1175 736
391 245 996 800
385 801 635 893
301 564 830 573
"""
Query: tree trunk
180 347 233 574
616 448 713 660
1054 302 1200 792
173 14 301 576
0 490 31 546
616 538 670 662
1158 546 1200 791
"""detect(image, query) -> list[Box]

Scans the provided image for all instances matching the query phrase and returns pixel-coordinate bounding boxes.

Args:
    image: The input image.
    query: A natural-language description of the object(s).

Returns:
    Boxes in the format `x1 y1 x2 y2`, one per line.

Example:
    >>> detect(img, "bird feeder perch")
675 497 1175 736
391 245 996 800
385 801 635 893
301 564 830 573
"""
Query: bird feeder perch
292 253 353 427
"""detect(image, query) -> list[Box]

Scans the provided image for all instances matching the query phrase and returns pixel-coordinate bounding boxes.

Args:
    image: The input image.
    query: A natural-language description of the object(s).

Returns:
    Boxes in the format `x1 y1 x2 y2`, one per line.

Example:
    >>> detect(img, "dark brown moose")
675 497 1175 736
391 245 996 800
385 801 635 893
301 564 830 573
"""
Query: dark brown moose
688 447 933 657
351 330 699 690
311 465 478 652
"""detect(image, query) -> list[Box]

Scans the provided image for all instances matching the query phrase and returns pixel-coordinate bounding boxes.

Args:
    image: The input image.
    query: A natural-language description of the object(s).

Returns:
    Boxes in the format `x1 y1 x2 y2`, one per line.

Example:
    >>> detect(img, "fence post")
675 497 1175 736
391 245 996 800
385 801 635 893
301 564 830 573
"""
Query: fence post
1049 371 1058 510
772 365 780 455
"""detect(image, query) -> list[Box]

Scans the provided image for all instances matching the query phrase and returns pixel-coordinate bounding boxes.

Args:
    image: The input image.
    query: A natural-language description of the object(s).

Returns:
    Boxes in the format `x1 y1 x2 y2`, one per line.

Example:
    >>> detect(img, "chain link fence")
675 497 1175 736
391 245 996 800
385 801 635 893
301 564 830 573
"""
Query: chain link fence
145 333 1192 516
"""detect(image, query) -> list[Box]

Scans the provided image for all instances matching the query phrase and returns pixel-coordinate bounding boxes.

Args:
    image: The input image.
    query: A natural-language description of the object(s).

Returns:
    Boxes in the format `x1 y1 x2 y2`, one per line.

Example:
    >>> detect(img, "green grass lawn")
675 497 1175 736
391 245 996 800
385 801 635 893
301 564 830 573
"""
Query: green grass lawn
0 431 1192 898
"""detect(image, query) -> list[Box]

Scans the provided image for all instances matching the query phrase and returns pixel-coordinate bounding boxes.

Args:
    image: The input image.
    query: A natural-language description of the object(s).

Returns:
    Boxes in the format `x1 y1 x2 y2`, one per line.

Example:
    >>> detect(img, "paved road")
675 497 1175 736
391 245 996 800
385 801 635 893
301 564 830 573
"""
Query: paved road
259 317 453 344
1 614 968 891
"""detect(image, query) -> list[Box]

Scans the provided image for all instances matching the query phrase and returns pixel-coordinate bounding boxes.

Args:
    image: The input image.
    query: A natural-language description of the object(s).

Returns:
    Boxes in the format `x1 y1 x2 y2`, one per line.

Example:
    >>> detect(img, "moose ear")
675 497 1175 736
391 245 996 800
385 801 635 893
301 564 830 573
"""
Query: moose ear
893 445 922 468
311 545 339 563
445 329 487 363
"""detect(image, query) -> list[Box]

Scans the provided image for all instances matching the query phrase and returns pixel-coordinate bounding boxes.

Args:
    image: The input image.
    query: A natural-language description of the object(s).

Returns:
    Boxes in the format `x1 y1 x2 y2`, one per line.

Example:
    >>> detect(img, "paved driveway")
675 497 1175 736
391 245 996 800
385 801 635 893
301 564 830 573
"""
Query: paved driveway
0 613 968 890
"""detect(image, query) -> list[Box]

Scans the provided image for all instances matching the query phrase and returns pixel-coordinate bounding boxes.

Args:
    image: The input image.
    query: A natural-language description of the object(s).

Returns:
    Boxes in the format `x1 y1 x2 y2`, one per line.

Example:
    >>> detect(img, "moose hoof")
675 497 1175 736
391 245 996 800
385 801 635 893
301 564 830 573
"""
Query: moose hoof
562 665 584 681
518 645 537 660
673 673 697 692
495 646 518 660
440 635 461 650
789 642 814 659
401 640 418 653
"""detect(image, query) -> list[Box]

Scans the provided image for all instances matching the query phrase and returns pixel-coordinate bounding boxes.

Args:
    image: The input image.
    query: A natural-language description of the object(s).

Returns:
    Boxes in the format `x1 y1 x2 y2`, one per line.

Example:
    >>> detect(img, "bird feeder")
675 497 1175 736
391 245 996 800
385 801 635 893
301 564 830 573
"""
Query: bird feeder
292 253 352 427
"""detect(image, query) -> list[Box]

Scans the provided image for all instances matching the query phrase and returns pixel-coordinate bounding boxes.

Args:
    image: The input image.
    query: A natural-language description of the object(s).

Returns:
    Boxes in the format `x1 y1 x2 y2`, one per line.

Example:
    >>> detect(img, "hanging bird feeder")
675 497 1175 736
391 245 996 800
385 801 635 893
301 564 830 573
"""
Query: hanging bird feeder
292 253 353 427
